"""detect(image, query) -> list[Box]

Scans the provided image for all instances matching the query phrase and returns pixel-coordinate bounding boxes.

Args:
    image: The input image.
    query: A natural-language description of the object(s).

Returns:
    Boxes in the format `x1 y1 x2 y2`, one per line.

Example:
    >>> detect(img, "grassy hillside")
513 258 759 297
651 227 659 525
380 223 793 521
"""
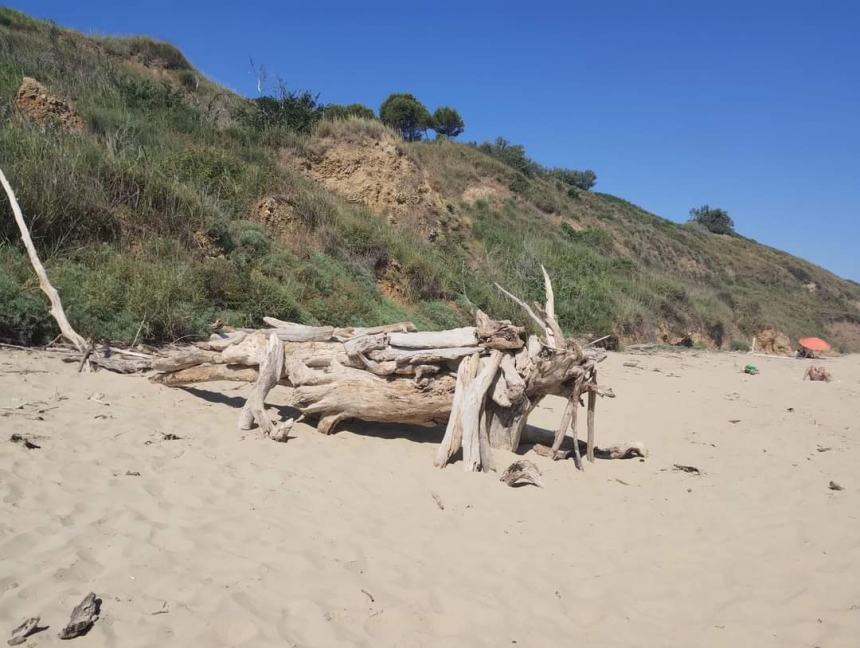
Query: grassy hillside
2 8 859 350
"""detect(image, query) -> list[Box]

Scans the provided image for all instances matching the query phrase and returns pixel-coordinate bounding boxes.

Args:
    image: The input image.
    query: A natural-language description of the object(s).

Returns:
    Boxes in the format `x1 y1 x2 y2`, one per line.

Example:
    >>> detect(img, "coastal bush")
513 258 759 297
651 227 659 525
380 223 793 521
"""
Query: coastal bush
476 137 536 176
561 224 614 252
550 168 597 191
431 106 464 139
238 85 323 134
379 93 431 141
689 204 735 235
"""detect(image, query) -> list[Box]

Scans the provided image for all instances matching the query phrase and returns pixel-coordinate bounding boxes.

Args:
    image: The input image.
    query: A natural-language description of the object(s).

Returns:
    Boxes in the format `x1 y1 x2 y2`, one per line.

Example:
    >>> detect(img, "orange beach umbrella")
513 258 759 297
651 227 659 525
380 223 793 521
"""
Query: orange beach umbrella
798 337 831 353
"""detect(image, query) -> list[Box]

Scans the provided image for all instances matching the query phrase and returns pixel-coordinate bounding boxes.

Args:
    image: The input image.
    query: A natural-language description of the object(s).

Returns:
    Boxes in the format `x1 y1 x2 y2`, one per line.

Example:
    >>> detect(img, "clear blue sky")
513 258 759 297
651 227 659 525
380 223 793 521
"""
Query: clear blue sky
11 0 860 280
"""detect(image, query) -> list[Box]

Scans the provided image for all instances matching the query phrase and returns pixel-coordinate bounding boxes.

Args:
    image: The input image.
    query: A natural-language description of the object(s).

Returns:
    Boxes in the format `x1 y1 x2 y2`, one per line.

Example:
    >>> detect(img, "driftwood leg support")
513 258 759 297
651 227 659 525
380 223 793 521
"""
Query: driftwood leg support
552 377 582 458
571 379 584 470
460 351 503 472
552 396 573 455
238 333 285 434
478 406 494 472
587 369 597 463
435 354 480 467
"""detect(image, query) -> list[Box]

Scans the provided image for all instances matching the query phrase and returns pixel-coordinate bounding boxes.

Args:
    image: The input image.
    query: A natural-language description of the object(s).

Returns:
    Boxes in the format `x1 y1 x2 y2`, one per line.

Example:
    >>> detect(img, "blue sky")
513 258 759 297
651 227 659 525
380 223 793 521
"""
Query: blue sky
11 0 860 280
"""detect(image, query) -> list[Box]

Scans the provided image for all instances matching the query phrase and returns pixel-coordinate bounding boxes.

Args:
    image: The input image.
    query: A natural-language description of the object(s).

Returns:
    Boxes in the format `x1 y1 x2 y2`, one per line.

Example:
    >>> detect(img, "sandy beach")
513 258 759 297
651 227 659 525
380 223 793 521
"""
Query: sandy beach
1 347 858 647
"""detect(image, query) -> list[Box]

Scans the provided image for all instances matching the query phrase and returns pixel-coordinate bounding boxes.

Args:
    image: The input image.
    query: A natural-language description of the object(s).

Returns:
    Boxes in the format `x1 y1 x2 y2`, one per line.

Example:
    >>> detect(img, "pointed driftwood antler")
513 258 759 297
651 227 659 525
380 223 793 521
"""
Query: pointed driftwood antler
494 266 569 350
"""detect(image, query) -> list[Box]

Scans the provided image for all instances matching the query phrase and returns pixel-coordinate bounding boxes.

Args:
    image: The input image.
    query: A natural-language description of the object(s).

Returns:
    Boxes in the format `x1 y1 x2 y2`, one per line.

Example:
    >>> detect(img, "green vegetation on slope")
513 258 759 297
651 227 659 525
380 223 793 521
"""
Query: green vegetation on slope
1 7 859 349
0 8 461 343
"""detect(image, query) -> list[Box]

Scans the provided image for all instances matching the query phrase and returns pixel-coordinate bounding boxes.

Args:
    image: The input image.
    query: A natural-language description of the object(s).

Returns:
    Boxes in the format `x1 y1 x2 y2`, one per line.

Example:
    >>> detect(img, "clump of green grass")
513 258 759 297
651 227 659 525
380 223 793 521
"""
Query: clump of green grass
0 245 55 344
313 116 392 142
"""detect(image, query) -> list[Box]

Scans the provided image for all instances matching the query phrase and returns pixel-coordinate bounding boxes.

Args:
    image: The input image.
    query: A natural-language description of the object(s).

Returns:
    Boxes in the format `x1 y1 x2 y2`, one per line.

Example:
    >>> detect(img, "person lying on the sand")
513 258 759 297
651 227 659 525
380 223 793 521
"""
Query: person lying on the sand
803 365 832 382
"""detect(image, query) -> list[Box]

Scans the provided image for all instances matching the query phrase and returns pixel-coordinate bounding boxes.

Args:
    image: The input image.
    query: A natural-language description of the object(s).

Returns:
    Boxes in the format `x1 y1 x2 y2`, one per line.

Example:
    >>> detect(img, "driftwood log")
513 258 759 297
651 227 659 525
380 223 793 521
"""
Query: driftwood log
150 268 614 472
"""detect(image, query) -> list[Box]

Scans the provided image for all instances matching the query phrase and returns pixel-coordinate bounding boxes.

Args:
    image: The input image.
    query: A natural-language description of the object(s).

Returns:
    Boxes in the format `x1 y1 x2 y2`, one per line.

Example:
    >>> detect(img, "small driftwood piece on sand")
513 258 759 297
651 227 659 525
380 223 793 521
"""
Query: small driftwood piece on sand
532 443 571 460
150 268 617 477
58 592 101 640
430 491 445 510
8 617 42 646
803 365 832 382
9 433 41 449
673 464 701 475
531 443 570 460
500 459 543 487
269 418 295 443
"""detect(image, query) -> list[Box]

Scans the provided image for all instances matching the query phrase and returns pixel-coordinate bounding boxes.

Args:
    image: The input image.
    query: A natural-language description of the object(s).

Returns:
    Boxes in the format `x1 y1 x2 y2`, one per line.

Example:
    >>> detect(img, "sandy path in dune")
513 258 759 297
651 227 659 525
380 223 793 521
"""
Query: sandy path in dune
1 347 858 647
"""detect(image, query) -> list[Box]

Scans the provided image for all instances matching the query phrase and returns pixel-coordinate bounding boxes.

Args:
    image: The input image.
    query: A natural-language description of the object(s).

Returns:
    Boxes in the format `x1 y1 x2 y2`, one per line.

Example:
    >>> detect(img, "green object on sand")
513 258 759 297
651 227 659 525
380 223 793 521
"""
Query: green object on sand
744 364 759 375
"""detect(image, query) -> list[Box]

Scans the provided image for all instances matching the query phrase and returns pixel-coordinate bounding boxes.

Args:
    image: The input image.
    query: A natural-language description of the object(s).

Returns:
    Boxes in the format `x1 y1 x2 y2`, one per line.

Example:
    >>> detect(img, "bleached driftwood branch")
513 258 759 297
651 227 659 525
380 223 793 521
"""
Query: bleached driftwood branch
1 167 158 373
0 166 88 356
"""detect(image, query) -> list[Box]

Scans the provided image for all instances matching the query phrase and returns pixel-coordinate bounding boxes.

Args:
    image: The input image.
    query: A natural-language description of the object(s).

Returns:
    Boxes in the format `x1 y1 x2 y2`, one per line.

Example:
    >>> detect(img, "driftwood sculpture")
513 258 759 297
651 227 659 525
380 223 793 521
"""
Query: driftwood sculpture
151 268 614 472
2 170 636 478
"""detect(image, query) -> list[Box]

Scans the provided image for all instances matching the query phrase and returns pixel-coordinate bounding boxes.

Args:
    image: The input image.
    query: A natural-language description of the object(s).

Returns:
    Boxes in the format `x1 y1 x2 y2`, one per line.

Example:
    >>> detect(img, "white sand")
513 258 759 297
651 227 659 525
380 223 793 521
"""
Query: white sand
1 348 858 647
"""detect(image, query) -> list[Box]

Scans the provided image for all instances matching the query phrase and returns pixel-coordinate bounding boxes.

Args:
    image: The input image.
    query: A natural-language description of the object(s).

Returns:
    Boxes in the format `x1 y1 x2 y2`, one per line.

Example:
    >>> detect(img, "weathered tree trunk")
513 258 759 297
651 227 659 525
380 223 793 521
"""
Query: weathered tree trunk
289 365 457 434
571 379 584 470
238 333 284 434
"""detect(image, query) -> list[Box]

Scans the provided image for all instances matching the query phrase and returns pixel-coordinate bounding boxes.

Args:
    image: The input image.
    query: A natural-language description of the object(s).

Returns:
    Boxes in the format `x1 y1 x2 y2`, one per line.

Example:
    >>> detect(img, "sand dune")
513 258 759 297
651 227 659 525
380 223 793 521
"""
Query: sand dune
1 348 858 647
